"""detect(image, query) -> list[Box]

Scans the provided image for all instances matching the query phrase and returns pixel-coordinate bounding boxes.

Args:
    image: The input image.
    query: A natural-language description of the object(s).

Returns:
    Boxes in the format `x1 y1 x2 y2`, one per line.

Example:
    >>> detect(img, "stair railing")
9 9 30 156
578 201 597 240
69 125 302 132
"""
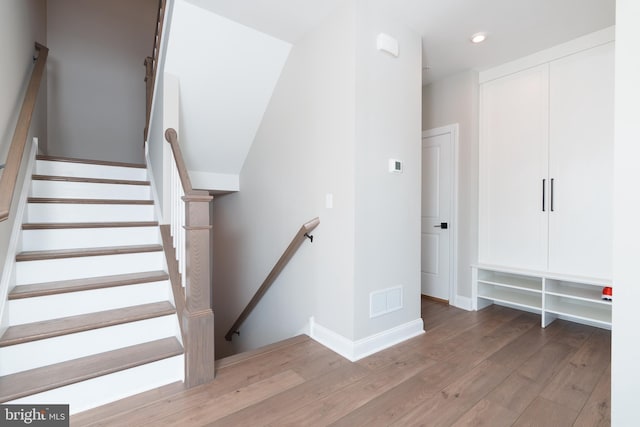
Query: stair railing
144 0 167 141
164 128 215 387
225 217 320 341
0 43 48 222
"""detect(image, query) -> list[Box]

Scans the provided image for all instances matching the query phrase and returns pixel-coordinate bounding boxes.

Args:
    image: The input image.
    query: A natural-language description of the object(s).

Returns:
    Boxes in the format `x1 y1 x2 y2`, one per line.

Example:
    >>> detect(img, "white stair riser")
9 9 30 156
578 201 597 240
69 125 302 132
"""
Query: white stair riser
4 161 184 410
27 203 155 223
9 281 171 325
31 180 151 200
16 252 165 284
20 227 161 251
36 160 147 181
7 354 184 415
0 315 178 376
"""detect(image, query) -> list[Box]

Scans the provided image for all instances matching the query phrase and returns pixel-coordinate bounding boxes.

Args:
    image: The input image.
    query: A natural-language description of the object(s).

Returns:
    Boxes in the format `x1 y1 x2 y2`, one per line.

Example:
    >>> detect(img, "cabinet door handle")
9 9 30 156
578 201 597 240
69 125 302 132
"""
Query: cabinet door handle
542 179 546 212
550 178 555 212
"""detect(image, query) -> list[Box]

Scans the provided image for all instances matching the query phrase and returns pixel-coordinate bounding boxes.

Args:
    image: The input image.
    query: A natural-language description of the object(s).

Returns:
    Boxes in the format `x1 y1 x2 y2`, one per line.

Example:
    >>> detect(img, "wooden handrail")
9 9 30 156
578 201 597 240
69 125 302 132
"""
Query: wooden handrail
164 128 206 196
144 0 167 140
0 43 48 222
225 217 320 341
164 127 215 387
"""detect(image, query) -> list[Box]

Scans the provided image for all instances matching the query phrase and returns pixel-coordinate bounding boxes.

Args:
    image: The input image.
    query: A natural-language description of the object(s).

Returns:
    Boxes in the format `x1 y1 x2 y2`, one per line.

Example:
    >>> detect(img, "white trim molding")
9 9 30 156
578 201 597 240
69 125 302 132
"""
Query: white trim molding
188 171 239 192
308 317 424 362
145 150 164 224
453 295 473 311
0 138 39 337
479 26 615 83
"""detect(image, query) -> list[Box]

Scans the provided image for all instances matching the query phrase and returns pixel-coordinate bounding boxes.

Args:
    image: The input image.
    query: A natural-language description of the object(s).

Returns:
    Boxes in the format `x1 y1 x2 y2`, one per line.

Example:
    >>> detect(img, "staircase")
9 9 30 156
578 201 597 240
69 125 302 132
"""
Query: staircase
0 156 184 414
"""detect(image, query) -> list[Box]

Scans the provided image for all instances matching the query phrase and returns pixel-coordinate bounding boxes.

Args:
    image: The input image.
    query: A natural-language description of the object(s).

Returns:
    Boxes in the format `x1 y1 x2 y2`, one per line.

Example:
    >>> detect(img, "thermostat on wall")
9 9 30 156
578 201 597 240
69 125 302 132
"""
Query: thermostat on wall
389 159 403 173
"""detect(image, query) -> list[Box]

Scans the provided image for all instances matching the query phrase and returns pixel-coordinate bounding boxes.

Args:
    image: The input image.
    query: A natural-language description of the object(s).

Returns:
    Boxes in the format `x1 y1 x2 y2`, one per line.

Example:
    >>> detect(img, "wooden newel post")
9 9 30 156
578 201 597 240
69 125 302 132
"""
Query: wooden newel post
182 191 214 387
165 127 215 387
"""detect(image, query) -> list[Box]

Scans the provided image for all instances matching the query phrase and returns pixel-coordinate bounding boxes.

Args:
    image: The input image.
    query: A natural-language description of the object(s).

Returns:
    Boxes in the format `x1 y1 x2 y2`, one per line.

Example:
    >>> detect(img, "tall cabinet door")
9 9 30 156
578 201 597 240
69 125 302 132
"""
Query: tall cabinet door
479 64 550 270
548 43 614 279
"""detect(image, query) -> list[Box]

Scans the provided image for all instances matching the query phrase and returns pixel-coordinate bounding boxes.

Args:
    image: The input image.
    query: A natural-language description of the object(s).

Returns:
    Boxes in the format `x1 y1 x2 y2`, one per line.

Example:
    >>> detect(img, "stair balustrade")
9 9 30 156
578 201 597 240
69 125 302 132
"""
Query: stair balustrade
144 0 167 140
164 128 215 387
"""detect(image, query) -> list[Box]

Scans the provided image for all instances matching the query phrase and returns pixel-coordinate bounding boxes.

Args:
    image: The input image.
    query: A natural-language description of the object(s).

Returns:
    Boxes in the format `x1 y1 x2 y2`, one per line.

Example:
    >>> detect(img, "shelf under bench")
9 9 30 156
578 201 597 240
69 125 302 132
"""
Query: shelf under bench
473 264 612 330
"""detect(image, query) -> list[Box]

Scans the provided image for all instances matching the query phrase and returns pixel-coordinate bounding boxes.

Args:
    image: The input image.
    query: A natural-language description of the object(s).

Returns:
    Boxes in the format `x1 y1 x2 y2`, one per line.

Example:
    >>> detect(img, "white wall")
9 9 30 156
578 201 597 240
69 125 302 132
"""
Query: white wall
46 0 157 164
612 0 640 423
422 70 479 302
164 0 291 192
212 0 422 357
212 2 357 358
146 0 177 222
352 0 423 340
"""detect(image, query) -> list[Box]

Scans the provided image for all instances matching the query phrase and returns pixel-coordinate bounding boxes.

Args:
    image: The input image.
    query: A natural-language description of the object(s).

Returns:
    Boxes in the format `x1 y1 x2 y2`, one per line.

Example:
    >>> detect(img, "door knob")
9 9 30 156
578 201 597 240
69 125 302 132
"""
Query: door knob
434 222 448 229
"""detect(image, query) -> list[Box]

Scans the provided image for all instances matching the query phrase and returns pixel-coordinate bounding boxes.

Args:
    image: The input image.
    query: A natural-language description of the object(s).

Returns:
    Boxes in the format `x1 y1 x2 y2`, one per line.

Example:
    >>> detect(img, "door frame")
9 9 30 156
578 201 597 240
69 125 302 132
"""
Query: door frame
421 124 459 305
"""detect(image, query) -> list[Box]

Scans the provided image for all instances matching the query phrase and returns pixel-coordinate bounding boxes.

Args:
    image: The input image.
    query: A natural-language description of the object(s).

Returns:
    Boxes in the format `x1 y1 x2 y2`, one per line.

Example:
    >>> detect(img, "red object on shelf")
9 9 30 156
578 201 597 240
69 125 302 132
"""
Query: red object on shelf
602 286 612 301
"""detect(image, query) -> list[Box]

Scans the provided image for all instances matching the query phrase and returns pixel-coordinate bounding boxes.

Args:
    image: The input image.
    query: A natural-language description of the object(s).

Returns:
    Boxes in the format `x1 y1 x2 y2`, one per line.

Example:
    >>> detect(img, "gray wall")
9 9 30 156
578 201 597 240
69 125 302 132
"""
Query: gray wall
0 0 47 161
46 0 157 163
422 70 480 301
0 0 47 331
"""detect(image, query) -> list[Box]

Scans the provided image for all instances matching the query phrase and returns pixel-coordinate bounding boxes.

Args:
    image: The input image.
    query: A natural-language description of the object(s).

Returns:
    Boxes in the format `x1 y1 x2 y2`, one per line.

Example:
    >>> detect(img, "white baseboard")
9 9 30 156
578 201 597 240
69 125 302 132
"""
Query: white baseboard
308 318 355 360
453 295 473 311
308 317 424 362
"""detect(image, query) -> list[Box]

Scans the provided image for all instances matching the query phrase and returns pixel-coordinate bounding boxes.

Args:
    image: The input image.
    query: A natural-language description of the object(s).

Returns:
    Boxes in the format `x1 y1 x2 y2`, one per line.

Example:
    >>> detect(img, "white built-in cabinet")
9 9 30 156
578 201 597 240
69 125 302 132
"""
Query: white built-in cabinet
479 64 550 272
473 266 611 329
547 43 614 278
476 33 614 329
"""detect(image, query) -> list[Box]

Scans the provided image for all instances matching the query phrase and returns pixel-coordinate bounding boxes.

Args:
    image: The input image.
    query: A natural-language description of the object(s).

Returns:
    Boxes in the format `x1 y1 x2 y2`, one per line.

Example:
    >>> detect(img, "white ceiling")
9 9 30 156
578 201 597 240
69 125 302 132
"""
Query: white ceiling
185 0 615 85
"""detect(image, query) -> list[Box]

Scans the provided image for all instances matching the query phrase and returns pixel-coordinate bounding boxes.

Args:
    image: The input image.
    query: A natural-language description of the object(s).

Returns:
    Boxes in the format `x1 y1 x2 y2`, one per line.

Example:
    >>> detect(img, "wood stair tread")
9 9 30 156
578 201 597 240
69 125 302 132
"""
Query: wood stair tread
27 197 154 205
0 337 182 403
32 174 150 186
0 301 176 347
23 221 159 229
16 244 163 261
9 271 169 300
36 155 147 169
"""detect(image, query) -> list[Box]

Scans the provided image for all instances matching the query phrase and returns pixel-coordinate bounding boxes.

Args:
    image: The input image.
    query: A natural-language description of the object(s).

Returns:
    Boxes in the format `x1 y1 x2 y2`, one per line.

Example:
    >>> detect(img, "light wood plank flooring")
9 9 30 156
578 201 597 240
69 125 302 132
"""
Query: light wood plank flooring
72 299 611 426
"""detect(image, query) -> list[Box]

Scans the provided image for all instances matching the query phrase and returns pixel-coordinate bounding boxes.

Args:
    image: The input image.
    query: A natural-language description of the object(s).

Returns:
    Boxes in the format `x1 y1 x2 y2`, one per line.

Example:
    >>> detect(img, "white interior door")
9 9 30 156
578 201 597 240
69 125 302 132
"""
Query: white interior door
421 129 453 301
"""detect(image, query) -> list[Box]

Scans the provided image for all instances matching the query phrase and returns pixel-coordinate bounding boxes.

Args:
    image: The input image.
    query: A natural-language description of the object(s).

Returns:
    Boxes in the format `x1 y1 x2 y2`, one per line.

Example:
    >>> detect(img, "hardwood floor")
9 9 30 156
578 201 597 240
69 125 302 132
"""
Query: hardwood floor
72 299 611 426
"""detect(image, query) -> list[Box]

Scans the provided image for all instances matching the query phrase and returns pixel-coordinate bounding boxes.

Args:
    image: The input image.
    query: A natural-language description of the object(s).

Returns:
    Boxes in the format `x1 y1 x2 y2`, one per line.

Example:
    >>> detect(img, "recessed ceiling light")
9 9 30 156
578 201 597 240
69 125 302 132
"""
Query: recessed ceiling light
471 32 487 44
